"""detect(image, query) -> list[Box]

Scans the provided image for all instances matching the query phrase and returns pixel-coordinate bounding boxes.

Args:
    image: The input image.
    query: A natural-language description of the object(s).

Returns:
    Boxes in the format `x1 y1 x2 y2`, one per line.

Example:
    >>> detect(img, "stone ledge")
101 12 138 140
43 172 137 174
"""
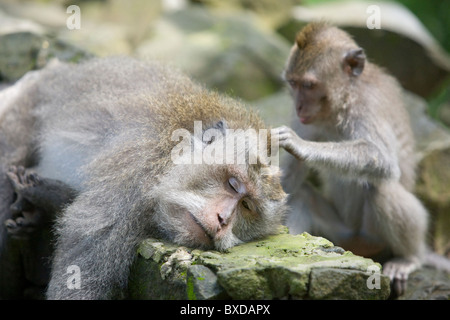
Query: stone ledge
128 232 390 300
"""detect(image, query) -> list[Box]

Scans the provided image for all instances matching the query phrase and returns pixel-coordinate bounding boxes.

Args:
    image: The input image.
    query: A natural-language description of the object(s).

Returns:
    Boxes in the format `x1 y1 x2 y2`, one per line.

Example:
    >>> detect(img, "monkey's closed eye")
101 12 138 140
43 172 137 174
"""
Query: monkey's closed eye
228 177 240 194
241 199 250 210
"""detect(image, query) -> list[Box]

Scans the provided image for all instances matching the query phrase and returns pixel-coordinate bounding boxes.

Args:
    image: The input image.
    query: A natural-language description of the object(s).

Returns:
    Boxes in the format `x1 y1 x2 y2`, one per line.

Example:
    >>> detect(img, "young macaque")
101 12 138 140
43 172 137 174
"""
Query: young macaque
0 57 287 299
272 22 449 296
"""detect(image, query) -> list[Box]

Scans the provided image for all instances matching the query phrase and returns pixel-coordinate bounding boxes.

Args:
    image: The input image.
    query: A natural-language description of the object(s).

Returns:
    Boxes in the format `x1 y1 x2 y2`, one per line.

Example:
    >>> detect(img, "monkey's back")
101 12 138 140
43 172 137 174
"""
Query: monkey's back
361 64 417 191
25 57 264 189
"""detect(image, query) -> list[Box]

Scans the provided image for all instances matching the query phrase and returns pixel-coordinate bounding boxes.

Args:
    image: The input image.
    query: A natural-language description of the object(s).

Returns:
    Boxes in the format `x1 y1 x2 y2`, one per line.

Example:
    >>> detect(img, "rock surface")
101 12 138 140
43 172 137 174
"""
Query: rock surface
128 232 391 300
399 267 450 300
135 6 290 101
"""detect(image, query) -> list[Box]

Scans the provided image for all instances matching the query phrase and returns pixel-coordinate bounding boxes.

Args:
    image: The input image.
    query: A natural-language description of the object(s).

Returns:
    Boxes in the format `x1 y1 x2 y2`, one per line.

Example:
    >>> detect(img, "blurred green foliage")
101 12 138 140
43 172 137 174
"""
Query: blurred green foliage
394 0 450 53
394 0 450 124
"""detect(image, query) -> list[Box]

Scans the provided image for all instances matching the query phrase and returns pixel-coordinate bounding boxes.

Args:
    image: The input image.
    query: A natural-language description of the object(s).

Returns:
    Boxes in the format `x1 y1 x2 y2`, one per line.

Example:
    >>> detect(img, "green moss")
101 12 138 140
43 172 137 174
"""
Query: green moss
194 232 383 299
186 276 197 300
132 232 389 299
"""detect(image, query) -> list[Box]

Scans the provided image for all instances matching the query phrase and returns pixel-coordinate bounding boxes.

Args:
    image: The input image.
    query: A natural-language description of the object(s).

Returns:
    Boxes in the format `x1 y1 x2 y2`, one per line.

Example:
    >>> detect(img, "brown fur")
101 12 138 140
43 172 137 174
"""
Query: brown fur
0 57 287 299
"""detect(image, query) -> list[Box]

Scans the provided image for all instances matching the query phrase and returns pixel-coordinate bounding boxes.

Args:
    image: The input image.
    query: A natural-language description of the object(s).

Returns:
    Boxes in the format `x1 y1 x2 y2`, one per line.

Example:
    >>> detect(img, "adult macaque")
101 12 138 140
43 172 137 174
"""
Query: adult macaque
273 22 449 295
0 57 287 299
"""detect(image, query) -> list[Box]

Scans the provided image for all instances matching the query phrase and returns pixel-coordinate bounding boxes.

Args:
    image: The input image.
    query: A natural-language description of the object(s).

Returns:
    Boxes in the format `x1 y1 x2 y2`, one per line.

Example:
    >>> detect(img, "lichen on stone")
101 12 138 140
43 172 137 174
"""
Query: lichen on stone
130 232 391 299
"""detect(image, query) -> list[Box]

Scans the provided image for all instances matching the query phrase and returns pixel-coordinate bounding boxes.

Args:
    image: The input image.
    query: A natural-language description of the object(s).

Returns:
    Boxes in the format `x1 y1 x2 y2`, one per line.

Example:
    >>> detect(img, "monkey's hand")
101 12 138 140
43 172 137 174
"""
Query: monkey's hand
383 257 420 297
5 166 43 237
272 126 305 160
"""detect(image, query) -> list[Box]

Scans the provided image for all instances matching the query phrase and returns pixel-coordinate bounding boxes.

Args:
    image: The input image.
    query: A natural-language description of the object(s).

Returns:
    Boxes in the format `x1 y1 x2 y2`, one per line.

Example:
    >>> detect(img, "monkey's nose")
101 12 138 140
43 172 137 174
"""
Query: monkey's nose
218 211 232 227
218 213 227 227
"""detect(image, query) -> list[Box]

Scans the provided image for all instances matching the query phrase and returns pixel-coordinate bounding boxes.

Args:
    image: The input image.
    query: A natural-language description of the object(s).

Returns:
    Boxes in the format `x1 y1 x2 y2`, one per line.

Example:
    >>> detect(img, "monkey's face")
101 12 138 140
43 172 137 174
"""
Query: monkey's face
284 71 329 125
284 25 367 126
283 43 335 125
151 135 287 251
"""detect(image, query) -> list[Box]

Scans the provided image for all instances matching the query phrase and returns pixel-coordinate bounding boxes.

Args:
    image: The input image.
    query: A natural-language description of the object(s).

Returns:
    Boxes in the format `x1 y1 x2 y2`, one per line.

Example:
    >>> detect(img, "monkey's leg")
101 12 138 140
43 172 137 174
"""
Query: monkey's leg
5 166 77 237
366 180 428 296
0 165 26 299
286 181 352 244
282 155 351 242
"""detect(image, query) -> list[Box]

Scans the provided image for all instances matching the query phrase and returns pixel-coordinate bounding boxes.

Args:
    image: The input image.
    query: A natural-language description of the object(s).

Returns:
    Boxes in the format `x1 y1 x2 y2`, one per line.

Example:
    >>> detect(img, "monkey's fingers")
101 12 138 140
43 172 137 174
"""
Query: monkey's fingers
4 214 38 238
10 195 25 216
4 217 28 236
25 172 41 185
271 126 294 137
383 259 418 296
271 129 303 159
272 130 291 146
6 166 40 191
8 165 26 180
390 270 408 297
272 126 303 143
6 167 24 190
7 166 30 190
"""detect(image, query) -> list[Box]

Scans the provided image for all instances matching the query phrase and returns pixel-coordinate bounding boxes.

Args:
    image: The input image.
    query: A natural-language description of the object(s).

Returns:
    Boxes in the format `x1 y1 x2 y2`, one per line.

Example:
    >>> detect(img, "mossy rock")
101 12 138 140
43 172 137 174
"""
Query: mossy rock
128 232 390 300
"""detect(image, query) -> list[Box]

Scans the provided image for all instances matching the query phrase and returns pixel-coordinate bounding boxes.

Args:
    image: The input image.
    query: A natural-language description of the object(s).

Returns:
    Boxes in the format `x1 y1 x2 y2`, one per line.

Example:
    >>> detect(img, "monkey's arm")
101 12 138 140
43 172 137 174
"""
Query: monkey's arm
45 165 149 301
273 126 400 183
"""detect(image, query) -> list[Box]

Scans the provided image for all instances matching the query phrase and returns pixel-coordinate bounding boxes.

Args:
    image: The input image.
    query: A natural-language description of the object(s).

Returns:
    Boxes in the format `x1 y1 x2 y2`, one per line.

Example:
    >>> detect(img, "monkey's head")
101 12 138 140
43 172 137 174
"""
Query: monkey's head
151 120 287 251
283 22 366 125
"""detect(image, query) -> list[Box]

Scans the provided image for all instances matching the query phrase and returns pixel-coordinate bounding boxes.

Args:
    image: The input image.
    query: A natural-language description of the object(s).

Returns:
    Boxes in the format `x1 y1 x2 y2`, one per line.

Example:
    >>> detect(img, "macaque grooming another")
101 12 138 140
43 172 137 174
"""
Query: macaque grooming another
273 22 450 296
0 57 287 299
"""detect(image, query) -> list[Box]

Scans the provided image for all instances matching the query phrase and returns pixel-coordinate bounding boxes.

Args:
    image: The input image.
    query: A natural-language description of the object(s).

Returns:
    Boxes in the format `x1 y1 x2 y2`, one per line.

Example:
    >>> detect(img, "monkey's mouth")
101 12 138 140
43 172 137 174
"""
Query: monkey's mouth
299 116 311 124
296 108 313 124
186 211 215 246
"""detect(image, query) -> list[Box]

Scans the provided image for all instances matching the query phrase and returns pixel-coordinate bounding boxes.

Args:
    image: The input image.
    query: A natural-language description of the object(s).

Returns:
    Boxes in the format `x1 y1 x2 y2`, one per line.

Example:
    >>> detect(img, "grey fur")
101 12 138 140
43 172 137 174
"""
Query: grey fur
0 57 287 299
273 23 437 296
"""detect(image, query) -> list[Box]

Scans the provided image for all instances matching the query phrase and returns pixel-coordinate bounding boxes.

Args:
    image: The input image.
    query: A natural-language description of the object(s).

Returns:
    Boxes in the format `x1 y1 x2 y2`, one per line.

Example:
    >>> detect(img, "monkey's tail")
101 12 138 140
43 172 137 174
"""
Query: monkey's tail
423 251 450 272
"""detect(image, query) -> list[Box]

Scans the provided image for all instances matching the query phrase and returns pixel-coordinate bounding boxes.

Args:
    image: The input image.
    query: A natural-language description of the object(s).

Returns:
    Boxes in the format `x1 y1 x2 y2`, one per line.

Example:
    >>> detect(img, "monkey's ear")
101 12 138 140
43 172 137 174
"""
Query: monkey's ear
343 48 365 77
210 120 228 134
202 120 228 145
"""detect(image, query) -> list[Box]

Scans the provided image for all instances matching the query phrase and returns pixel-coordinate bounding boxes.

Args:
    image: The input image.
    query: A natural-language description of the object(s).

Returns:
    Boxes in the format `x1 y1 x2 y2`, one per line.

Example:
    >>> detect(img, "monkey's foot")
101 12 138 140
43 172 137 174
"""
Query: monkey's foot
7 166 42 195
4 213 39 237
5 166 42 237
383 258 420 297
